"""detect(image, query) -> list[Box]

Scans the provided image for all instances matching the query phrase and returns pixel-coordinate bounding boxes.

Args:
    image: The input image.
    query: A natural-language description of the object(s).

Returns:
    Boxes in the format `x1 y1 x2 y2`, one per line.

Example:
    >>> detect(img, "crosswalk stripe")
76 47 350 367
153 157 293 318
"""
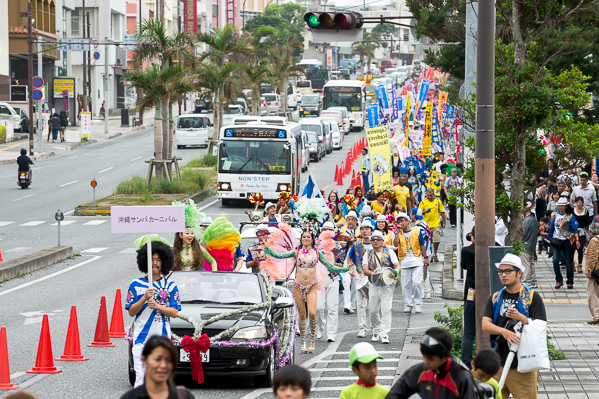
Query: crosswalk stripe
19 221 46 226
314 358 398 363
81 247 109 253
82 220 107 226
0 222 14 226
309 367 397 372
119 248 137 254
334 350 401 354
51 220 77 226
312 375 395 381
4 247 33 253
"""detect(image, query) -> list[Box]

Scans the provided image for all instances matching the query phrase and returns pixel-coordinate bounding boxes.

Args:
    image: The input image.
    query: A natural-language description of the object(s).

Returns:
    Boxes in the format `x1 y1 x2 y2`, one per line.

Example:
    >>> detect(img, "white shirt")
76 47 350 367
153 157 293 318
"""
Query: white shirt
362 248 399 271
570 184 597 216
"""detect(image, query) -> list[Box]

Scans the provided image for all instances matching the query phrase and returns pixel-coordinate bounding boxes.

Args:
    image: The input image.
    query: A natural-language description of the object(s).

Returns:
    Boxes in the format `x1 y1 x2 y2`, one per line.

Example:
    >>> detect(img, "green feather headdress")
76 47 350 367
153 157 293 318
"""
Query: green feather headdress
171 199 205 238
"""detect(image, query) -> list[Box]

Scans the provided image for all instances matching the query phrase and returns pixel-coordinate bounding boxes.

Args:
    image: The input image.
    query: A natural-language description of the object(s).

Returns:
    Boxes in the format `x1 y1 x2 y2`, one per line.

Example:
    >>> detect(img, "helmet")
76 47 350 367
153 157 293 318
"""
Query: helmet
20 148 27 155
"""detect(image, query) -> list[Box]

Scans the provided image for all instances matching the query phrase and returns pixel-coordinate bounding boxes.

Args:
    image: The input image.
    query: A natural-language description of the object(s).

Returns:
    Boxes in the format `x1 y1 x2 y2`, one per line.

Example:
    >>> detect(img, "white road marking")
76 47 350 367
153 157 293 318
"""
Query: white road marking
19 221 46 227
51 220 77 226
198 199 220 211
98 167 114 174
59 180 78 187
64 209 75 215
130 156 143 161
314 358 398 363
82 220 107 226
10 372 26 379
4 247 33 253
309 366 397 372
0 222 15 226
311 375 394 381
119 248 137 254
12 194 33 201
80 247 108 253
0 255 101 297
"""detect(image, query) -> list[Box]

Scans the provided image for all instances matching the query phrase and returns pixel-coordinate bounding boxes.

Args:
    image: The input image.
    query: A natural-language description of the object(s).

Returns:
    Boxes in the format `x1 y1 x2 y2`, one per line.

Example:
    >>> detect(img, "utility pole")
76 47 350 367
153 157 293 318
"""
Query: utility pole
474 0 496 351
159 0 165 23
138 0 143 126
82 0 87 112
87 12 92 113
27 1 34 155
104 37 109 134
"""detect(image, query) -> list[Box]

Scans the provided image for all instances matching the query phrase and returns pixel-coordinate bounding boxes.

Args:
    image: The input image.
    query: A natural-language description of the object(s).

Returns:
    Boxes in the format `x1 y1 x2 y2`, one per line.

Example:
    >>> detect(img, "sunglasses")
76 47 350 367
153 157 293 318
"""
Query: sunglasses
371 237 384 242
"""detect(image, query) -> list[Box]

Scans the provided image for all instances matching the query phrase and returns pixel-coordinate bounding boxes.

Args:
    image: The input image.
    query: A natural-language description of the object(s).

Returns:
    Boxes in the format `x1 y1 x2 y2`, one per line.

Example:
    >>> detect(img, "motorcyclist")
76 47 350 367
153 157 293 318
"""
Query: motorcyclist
17 148 34 182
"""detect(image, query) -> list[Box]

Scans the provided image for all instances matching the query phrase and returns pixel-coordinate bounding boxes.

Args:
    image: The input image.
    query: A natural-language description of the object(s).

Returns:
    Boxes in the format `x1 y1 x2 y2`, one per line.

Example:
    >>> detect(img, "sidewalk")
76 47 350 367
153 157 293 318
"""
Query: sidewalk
440 246 599 398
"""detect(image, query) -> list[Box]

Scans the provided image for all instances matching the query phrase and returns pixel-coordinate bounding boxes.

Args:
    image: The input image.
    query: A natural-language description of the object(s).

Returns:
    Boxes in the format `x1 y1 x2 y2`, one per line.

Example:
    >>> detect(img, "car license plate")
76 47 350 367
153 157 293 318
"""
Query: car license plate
179 349 209 363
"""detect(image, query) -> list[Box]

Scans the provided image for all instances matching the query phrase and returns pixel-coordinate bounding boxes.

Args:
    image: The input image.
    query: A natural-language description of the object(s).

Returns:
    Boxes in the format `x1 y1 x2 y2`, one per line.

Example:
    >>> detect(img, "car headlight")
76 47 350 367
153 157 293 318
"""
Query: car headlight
277 183 290 192
232 326 267 340
217 182 232 191
309 146 316 151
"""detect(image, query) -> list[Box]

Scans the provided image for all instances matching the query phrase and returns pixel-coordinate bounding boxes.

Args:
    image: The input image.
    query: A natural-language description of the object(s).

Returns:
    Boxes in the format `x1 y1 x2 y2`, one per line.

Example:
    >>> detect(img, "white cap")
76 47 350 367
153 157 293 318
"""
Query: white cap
495 253 526 273
256 223 269 231
376 214 387 222
361 205 373 216
322 221 336 230
346 210 358 219
200 216 213 226
360 220 374 230
395 212 409 221
371 230 384 239
265 202 276 211
556 197 569 206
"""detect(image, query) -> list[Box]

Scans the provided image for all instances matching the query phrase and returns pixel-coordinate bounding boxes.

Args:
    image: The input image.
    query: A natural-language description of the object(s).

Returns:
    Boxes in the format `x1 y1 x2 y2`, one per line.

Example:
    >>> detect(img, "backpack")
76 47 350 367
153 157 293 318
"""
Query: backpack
416 221 431 243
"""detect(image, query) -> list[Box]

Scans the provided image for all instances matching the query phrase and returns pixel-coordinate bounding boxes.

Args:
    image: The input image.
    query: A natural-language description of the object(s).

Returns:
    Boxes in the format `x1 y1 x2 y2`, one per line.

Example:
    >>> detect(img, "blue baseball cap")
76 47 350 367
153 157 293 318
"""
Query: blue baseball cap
412 208 423 220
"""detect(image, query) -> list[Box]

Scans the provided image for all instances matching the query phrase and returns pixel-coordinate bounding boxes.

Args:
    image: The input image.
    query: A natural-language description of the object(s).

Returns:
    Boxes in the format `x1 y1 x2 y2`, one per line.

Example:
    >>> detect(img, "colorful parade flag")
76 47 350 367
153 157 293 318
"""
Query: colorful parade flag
422 103 433 156
404 92 411 148
391 85 398 120
365 125 392 192
367 103 380 128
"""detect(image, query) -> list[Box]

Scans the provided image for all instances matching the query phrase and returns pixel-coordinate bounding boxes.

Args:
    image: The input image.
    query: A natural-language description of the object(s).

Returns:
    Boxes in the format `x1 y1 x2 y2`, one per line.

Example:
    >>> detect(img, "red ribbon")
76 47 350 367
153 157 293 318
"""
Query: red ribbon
181 334 210 384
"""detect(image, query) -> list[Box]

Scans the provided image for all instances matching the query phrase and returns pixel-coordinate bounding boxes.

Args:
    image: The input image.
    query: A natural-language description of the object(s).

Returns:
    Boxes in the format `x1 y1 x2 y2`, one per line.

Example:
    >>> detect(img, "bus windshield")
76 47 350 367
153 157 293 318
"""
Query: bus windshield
218 141 290 174
323 87 363 111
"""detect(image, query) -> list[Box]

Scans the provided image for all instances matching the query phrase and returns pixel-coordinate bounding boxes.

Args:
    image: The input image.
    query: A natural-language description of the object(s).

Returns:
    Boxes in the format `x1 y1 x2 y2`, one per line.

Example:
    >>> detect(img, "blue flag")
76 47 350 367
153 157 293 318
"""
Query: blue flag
301 173 323 199
367 103 380 128
391 85 398 120
375 85 389 111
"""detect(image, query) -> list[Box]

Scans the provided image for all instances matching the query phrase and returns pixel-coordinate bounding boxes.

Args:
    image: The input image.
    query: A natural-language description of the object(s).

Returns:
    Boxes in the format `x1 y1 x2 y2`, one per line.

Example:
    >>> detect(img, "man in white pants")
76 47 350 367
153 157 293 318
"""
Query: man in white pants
345 220 375 338
363 230 401 344
317 221 345 342
394 212 428 314
340 211 360 313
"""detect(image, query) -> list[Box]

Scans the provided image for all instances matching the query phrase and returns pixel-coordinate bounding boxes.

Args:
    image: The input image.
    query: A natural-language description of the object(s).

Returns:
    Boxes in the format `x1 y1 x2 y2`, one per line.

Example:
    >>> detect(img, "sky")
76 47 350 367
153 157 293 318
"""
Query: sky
329 0 393 10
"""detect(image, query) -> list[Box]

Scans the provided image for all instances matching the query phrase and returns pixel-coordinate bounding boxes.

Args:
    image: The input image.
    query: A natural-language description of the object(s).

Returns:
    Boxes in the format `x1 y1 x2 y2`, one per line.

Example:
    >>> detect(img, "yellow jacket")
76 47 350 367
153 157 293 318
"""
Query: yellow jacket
396 227 423 260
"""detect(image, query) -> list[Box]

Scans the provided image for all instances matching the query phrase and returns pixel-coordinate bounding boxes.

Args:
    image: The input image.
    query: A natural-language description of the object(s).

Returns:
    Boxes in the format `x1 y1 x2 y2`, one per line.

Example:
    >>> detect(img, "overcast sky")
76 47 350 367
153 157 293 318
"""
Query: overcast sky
330 0 393 10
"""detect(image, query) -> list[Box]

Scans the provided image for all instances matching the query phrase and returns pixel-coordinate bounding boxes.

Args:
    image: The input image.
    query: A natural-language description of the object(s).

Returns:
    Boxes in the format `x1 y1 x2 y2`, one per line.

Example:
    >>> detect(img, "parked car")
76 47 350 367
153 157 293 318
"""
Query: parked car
263 93 281 115
299 94 322 117
305 131 324 162
321 116 343 150
128 271 296 387
175 114 210 149
14 108 29 133
222 104 246 126
0 102 22 131
327 106 350 133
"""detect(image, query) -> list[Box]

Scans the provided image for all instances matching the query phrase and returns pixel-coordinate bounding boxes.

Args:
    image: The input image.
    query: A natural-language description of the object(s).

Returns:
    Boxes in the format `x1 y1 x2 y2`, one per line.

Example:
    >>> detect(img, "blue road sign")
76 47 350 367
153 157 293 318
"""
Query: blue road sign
32 76 43 88
93 51 100 60
32 89 43 101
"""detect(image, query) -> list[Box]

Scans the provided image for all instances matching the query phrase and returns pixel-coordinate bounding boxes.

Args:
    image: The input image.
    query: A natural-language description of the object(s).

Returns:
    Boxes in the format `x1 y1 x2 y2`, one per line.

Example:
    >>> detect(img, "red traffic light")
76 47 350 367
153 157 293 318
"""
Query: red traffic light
304 12 363 30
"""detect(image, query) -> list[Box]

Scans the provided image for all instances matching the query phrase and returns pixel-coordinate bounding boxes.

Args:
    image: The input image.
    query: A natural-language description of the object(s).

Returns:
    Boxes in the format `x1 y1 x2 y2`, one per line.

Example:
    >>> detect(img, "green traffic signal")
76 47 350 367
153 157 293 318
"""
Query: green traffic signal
305 13 320 28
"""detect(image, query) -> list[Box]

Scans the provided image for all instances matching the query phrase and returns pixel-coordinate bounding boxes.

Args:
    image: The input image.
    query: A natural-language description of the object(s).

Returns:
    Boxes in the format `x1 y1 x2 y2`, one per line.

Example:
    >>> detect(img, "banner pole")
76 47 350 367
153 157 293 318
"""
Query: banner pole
147 233 152 288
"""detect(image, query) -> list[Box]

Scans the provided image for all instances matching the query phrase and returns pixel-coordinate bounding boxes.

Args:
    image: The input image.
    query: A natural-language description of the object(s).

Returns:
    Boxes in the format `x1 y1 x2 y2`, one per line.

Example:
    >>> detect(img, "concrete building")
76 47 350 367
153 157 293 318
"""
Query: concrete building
0 0 9 101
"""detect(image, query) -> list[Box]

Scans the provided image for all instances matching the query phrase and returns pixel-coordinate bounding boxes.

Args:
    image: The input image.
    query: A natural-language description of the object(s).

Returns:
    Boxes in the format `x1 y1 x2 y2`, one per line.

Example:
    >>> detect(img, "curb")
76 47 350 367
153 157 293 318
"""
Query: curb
393 334 425 384
188 184 216 203
0 246 74 283
442 243 463 300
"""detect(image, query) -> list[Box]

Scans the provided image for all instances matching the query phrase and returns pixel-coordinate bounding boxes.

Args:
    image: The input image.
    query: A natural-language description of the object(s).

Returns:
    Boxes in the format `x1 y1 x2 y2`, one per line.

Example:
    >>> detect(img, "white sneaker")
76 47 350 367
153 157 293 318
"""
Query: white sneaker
424 293 432 299
414 306 422 313
381 335 389 344
357 330 366 338
371 334 379 342
403 307 412 313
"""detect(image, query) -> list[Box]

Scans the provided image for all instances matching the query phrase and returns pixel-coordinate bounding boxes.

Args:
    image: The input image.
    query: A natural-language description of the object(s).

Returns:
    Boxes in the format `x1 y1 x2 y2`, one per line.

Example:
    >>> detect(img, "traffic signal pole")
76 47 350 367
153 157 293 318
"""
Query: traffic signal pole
27 1 34 155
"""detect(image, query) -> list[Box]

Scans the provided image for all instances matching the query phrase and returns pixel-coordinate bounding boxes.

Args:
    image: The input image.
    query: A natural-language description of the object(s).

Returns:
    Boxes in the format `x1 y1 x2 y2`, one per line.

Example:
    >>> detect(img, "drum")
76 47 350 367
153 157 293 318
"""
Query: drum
370 267 395 287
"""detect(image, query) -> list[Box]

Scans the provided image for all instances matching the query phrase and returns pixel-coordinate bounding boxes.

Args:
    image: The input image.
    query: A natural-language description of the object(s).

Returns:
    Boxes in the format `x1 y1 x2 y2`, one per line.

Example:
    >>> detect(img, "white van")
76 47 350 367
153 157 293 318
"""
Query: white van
299 118 327 157
175 114 211 149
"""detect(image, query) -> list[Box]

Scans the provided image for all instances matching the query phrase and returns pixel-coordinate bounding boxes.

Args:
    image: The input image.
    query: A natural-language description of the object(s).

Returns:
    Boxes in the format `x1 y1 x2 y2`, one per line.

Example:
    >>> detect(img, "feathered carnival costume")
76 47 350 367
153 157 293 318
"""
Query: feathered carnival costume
262 197 348 290
201 217 241 271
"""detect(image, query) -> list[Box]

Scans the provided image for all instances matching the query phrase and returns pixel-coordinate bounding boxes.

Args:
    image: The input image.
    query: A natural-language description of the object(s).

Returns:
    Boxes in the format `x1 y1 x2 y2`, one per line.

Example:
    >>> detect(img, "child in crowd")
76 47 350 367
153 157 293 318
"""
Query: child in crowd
387 327 476 398
340 342 389 399
273 365 311 399
470 349 502 399
538 217 551 256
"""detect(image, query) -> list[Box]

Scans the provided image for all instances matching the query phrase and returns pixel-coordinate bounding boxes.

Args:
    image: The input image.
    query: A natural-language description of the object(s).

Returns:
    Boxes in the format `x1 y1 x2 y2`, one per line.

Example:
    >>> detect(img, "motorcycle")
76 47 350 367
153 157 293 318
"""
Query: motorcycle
18 170 31 189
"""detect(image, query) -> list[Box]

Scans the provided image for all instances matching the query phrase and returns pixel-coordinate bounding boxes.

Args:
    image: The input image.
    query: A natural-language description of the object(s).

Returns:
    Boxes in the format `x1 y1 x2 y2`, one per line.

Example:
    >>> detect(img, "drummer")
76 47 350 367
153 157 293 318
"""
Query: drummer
393 212 428 314
362 230 400 344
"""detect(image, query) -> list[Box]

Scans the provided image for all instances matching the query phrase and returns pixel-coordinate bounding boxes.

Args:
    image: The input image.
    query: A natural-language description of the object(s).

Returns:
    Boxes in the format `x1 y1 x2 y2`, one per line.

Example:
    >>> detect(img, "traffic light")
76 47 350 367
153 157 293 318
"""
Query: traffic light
304 12 364 30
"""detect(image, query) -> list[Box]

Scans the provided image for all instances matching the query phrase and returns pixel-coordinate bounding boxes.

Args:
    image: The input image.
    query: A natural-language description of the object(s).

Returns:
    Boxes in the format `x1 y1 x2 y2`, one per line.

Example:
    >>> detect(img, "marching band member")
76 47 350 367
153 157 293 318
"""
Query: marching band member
362 230 401 344
340 210 360 313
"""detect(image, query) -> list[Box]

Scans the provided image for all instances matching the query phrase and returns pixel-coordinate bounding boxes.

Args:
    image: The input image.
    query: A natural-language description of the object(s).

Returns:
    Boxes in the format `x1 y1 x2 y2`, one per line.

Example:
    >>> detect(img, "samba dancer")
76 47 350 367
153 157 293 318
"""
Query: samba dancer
171 200 217 271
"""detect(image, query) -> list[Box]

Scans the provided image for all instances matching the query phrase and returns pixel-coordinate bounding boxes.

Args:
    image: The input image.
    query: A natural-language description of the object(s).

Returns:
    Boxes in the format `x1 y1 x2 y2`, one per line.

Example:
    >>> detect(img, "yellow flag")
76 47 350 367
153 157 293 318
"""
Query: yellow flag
422 103 433 156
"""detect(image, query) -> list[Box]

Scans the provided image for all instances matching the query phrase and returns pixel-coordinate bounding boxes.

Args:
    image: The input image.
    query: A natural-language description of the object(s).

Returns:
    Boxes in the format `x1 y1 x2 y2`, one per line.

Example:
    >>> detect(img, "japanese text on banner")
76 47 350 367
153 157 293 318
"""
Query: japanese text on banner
365 126 392 192
367 103 380 128
422 103 433 156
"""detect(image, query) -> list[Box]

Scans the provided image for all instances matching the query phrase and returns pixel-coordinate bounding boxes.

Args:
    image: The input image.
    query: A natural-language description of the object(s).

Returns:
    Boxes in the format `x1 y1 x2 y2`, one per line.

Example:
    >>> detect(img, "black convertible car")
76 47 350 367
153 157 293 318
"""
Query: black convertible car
128 271 295 387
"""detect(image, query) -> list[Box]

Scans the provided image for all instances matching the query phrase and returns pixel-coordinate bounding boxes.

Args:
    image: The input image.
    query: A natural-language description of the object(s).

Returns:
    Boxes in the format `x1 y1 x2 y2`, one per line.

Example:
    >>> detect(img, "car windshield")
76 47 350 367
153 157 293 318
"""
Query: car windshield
301 96 319 105
322 119 339 131
227 107 242 114
306 132 318 144
170 272 264 304
178 117 205 129
263 94 277 101
301 124 322 136
329 107 347 118
219 140 291 174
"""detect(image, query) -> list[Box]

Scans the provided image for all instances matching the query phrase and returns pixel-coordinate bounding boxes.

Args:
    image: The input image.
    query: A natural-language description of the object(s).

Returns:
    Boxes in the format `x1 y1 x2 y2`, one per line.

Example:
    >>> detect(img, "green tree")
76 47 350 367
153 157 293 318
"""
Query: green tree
240 60 274 115
271 32 304 111
244 3 306 44
408 0 599 243
351 34 379 74
371 23 396 49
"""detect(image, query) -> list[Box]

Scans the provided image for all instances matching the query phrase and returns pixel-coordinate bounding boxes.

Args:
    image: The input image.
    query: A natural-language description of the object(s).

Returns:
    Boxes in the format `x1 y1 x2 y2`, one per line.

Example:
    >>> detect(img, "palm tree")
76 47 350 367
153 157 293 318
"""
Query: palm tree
195 25 253 133
193 61 245 151
240 60 274 115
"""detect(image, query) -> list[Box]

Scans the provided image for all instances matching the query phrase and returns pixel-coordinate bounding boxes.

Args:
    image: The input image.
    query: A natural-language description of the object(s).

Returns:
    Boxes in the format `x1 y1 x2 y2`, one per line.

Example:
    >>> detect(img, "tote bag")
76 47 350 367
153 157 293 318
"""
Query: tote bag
517 319 550 373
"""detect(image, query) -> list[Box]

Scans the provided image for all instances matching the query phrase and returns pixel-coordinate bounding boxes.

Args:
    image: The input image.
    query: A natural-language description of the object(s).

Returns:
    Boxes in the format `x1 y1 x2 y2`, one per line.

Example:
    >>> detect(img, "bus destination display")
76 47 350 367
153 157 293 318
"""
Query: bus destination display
224 127 287 139
329 86 358 93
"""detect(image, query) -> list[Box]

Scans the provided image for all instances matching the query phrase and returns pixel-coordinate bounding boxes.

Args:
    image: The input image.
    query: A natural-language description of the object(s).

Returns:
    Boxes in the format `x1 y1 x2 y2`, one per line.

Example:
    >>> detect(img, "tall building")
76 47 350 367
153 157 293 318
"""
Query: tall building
0 0 9 101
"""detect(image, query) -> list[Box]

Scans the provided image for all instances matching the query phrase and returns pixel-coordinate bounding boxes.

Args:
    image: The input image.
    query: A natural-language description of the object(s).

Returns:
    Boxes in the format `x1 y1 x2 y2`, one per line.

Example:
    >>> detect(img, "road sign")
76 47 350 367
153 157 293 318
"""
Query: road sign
93 51 100 60
93 39 99 49
32 76 44 88
32 89 43 101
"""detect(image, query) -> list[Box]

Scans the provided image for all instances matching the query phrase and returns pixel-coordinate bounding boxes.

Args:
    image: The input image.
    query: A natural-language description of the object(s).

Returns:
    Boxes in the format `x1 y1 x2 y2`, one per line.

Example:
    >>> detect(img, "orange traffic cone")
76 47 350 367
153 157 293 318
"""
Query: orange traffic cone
351 169 356 181
109 289 126 338
0 246 4 262
56 306 89 361
335 165 344 186
0 326 18 389
333 165 339 183
88 296 115 347
27 315 62 374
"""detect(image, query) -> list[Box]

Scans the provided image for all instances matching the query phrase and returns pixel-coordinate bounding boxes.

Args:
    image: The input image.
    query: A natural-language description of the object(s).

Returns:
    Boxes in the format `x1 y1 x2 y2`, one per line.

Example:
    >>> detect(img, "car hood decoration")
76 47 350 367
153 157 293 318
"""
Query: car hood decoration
169 271 296 384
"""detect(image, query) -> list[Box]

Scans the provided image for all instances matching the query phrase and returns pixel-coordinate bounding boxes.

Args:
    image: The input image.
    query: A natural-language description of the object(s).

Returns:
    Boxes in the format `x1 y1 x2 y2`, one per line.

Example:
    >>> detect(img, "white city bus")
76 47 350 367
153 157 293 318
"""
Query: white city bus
322 80 367 131
216 116 303 205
